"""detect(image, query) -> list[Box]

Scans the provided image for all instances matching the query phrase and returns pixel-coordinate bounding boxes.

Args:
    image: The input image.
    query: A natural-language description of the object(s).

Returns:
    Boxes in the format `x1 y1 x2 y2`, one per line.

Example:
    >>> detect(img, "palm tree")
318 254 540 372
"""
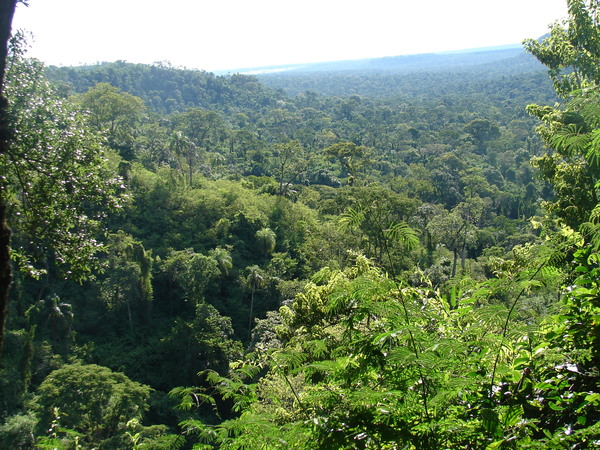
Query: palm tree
255 228 276 257
169 130 195 185
246 265 266 340
27 294 73 344
210 247 233 298
209 247 233 277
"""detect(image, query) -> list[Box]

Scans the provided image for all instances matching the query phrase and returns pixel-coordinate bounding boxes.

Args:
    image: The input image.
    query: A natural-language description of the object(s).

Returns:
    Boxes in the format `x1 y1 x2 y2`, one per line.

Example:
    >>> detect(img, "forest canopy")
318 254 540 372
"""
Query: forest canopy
1 1 600 449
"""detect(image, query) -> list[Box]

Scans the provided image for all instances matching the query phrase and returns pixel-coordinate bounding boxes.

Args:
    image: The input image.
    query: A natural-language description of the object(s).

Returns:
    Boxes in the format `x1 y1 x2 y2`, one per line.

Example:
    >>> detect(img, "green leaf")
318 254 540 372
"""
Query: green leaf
481 408 500 435
548 402 565 411
501 405 523 427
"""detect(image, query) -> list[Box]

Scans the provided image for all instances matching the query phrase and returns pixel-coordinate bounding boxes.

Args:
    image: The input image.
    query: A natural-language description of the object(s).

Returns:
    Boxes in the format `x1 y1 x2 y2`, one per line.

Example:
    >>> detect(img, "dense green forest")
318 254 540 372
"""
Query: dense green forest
1 1 600 448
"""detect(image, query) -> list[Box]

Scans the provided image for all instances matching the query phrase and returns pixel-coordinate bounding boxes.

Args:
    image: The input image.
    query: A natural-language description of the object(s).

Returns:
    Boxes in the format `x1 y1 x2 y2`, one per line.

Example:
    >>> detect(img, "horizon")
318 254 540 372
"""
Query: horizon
218 42 526 75
12 0 568 72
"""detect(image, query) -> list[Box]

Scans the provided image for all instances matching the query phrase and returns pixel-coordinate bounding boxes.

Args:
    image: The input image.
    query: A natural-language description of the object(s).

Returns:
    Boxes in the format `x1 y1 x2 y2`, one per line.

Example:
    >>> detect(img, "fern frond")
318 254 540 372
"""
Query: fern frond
570 93 600 128
550 122 590 156
580 220 600 249
338 205 365 232
425 338 468 360
589 204 600 223
504 325 537 343
303 339 329 358
153 434 186 449
232 363 263 380
384 221 420 250
306 359 345 376
327 289 354 316
587 128 600 168
271 350 308 371
349 274 395 303
179 419 218 445
169 387 215 411
471 305 508 332
204 370 225 386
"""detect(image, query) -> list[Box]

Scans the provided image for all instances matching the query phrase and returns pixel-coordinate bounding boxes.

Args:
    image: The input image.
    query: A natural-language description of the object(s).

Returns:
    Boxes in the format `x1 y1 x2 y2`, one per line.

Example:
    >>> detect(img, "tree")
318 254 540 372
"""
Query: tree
324 141 370 185
209 246 233 277
255 227 277 257
98 232 153 331
524 0 600 97
427 199 482 278
0 0 21 360
135 121 172 169
159 302 242 388
463 118 500 152
169 129 195 185
34 363 151 446
162 248 220 306
337 188 420 277
78 82 146 160
523 0 600 227
0 31 123 358
172 108 226 182
272 140 307 196
25 294 73 346
244 264 266 340
210 246 233 299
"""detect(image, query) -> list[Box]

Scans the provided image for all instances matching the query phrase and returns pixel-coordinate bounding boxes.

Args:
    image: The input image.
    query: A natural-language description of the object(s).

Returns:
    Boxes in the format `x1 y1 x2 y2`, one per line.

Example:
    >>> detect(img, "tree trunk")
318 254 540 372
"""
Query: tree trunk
0 0 18 361
126 300 133 333
451 248 458 278
0 198 12 358
248 288 255 341
0 0 17 89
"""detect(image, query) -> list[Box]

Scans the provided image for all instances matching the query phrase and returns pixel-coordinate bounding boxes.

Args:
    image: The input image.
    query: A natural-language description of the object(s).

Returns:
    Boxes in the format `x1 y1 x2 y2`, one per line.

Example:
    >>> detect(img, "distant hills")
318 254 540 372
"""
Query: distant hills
45 40 554 110
220 43 542 77
243 43 551 98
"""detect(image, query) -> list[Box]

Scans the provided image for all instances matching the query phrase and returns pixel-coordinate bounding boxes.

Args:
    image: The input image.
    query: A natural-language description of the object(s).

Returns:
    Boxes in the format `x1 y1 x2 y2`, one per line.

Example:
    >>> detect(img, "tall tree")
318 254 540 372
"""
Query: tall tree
245 264 266 340
172 108 226 182
462 118 500 153
98 232 153 331
0 32 123 358
272 140 306 196
524 0 600 227
35 363 151 446
0 0 25 358
255 227 277 257
78 82 146 160
324 141 370 185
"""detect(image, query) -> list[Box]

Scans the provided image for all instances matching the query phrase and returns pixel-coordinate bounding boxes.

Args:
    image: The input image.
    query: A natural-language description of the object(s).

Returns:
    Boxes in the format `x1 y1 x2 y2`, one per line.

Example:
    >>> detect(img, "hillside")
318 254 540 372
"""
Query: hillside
255 45 550 97
231 44 535 75
45 43 555 114
4 13 600 448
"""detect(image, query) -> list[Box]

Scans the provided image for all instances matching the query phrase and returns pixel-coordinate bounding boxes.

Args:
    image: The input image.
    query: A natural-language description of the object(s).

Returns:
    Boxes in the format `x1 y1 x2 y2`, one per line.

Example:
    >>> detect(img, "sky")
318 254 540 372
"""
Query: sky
11 0 569 72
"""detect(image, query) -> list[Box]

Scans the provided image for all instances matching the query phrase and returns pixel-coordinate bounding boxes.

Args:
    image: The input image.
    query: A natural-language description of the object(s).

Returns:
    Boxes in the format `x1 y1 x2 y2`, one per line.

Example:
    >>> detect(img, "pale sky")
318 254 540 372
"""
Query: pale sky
12 0 569 72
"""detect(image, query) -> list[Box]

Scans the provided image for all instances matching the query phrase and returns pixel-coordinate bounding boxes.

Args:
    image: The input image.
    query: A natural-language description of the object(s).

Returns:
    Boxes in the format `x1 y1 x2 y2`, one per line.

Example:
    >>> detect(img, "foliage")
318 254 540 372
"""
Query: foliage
523 0 600 97
0 412 36 449
172 255 547 448
524 0 600 228
34 363 152 447
156 302 243 389
2 33 124 280
6 7 599 449
77 82 146 160
97 231 153 330
161 248 220 305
